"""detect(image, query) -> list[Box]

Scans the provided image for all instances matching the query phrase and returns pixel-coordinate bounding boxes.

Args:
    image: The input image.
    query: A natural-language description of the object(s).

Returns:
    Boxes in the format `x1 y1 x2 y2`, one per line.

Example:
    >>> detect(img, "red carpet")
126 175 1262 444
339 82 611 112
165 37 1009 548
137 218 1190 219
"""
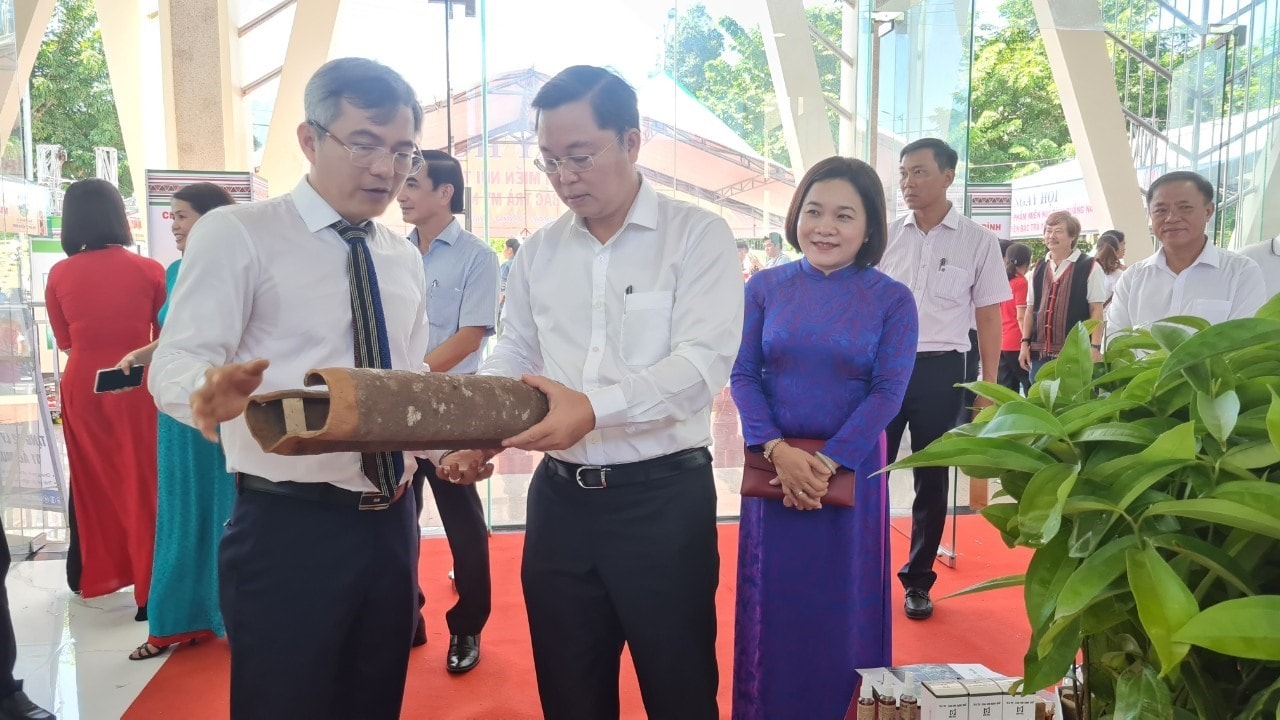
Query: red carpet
123 514 1030 719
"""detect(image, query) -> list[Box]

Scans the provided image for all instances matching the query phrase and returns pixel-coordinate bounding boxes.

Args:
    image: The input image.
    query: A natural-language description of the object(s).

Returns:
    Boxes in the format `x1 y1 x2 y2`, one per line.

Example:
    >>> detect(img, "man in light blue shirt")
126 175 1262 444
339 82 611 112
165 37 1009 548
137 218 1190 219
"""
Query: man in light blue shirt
398 149 499 673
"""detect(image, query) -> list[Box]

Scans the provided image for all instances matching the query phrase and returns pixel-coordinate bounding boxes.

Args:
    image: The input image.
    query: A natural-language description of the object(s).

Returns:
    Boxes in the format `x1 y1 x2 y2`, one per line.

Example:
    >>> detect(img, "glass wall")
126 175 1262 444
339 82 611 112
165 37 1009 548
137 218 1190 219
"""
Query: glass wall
865 0 977 216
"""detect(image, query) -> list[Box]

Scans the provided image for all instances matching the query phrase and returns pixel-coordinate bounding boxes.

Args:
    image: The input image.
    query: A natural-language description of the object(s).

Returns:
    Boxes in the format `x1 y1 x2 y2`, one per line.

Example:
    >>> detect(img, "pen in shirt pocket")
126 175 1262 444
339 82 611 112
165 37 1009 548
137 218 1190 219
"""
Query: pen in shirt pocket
625 285 633 296
938 258 948 272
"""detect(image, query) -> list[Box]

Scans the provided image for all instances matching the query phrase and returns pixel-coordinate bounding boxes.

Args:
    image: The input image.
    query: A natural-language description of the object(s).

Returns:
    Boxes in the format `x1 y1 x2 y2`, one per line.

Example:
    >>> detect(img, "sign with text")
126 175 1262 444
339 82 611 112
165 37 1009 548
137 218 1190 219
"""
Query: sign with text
145 171 266 268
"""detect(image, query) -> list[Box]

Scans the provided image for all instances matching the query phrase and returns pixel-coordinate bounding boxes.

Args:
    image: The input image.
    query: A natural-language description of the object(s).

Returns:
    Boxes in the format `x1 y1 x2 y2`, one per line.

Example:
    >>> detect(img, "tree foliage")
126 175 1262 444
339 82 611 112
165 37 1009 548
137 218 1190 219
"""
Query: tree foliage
663 3 843 167
30 0 131 195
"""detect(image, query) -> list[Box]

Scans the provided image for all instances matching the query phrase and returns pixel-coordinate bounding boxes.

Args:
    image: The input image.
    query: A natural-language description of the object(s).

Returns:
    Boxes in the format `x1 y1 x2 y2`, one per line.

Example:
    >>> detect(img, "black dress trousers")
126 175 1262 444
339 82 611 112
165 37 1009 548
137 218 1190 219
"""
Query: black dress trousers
411 457 491 636
521 452 720 720
884 350 967 592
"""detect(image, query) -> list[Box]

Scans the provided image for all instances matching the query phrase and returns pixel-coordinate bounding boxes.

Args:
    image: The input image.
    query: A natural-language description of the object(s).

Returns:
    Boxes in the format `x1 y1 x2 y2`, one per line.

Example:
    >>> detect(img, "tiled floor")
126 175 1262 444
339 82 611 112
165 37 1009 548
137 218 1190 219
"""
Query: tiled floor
5 387 992 718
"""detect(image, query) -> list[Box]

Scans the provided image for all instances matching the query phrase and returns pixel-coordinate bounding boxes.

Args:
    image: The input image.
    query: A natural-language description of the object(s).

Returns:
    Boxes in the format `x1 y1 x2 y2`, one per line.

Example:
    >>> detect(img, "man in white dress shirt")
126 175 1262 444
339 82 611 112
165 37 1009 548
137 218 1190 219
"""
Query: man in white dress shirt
878 138 1010 622
1107 171 1266 336
398 149 499 671
148 59 467 718
443 65 743 719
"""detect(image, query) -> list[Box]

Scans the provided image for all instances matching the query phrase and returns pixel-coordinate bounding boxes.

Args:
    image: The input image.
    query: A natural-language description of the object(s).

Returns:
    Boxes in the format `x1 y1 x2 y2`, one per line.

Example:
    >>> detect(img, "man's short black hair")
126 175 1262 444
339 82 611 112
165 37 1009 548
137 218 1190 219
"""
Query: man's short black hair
736 240 749 251
416 150 465 214
899 138 958 173
505 237 521 252
1147 170 1216 205
531 66 639 139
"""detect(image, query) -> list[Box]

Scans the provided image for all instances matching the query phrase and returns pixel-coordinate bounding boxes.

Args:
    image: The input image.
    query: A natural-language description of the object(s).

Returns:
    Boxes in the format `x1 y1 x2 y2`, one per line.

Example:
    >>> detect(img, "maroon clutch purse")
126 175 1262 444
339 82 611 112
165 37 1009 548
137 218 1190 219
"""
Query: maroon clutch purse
741 439 856 507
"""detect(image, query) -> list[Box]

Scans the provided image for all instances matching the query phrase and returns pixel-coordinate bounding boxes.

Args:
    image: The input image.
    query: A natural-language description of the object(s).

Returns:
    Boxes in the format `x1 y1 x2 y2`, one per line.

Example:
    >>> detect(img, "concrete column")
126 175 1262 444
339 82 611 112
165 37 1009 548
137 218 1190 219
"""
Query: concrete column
0 0 57 149
257 0 342 195
95 0 151 196
158 0 248 171
762 0 836 175
1032 0 1152 260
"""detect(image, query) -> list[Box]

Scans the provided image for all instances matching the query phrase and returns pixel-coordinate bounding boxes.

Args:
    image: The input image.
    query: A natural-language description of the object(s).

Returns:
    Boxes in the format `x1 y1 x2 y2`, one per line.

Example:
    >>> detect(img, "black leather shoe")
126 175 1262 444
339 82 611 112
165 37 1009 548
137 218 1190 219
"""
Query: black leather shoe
904 588 933 620
446 634 480 674
0 690 54 720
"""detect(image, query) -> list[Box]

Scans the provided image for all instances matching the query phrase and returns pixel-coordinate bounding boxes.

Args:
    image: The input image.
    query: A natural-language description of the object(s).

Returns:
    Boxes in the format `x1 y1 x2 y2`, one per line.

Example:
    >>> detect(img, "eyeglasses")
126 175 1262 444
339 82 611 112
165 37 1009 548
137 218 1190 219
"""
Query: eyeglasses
308 121 424 176
533 141 617 175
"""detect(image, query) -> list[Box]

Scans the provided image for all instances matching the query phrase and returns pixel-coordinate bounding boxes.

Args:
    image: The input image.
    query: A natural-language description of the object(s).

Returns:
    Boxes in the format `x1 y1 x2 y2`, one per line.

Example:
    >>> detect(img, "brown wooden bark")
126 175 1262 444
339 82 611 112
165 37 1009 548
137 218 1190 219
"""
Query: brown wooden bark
244 368 549 456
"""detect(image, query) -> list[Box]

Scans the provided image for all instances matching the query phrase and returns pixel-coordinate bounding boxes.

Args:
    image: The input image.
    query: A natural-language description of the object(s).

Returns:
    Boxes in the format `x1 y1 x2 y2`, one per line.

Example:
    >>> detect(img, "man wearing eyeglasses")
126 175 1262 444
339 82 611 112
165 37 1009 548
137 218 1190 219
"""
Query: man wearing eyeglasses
397 149 498 673
149 58 482 718
440 65 743 719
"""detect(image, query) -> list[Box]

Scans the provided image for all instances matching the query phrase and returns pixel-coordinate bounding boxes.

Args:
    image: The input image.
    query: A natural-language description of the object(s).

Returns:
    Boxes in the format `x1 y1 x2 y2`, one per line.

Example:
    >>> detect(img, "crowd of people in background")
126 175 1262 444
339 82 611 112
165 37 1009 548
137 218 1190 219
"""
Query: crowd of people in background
9 52 1279 720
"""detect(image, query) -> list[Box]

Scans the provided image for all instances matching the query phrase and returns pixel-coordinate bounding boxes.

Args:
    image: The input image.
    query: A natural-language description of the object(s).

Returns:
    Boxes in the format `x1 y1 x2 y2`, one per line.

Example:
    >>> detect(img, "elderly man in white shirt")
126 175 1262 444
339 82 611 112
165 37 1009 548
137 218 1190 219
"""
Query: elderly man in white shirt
1239 236 1280 299
441 66 742 720
879 138 1011 622
147 59 471 719
1107 171 1266 337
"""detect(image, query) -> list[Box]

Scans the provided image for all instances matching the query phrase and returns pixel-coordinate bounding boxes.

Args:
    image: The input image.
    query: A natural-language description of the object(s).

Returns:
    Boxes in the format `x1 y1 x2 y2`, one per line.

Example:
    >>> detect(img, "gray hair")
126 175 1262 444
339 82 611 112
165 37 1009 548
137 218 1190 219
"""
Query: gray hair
303 58 423 133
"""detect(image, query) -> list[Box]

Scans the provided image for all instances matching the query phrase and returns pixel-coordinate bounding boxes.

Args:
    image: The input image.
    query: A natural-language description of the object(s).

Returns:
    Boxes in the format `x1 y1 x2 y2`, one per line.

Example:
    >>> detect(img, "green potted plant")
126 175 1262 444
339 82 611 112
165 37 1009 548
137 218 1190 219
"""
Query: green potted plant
886 299 1280 719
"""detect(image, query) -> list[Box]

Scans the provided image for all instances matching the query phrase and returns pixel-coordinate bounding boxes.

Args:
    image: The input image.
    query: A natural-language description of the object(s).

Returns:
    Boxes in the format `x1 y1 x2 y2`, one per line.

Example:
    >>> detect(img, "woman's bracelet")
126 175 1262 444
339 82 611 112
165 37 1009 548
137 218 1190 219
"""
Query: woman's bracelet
814 451 839 475
762 438 785 462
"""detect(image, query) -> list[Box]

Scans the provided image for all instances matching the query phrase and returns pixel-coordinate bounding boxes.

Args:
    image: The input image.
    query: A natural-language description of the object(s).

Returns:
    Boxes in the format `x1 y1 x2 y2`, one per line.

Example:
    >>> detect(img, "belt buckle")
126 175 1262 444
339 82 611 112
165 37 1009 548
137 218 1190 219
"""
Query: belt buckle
574 465 610 489
358 491 392 510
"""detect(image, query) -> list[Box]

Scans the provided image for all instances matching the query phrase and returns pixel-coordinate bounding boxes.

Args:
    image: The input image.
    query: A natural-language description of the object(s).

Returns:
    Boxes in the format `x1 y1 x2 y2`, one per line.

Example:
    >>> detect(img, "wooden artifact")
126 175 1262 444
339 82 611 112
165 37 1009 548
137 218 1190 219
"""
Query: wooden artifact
244 368 549 455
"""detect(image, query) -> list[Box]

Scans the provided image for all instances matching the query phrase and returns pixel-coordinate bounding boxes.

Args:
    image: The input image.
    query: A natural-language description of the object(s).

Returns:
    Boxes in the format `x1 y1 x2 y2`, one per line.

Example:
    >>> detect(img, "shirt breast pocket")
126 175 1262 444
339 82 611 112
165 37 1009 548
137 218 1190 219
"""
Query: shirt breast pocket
428 286 464 326
930 264 972 305
1188 298 1231 325
620 290 675 367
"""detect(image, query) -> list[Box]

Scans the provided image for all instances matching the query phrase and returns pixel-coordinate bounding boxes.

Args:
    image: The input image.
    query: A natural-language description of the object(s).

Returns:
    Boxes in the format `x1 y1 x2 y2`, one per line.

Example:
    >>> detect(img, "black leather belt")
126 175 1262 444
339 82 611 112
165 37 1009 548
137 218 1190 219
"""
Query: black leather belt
235 473 407 511
917 350 959 359
543 448 712 489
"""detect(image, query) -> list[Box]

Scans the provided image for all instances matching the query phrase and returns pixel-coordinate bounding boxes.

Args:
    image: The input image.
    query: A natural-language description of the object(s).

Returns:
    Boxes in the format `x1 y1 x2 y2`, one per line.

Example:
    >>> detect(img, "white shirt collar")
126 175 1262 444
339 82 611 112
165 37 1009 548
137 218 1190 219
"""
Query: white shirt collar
570 175 660 236
1154 238 1220 273
903 203 960 230
291 177 348 234
408 217 461 247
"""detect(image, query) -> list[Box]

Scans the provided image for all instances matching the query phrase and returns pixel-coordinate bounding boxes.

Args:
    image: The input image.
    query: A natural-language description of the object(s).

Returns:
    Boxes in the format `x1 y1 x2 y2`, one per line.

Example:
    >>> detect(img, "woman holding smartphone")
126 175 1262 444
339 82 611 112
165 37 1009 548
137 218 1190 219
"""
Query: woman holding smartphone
116 182 236 660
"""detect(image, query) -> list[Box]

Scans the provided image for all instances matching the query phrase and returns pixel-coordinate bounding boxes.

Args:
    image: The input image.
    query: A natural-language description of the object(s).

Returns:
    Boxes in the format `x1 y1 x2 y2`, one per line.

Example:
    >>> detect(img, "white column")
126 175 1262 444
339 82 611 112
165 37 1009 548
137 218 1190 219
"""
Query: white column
761 0 836 175
257 0 342 195
1032 0 1152 260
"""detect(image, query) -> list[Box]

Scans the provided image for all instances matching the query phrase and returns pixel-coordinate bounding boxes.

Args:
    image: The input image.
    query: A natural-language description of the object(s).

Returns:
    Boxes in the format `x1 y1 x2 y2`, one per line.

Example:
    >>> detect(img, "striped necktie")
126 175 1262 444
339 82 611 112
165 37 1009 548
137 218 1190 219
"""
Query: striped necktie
332 219 403 498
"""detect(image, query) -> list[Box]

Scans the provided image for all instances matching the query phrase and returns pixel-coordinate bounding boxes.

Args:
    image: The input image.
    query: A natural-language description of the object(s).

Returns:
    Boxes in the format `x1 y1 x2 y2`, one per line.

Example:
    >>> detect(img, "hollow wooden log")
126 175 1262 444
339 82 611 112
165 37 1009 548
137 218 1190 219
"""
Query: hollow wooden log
244 368 549 456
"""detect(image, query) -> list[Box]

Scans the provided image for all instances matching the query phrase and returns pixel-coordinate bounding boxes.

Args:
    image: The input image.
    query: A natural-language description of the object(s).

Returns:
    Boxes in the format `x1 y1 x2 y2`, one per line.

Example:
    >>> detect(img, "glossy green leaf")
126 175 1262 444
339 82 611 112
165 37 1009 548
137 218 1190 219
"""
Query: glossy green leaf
1211 481 1280 521
1127 543 1198 676
1038 377 1061 412
1055 535 1139 619
1147 532 1259 597
1114 664 1174 720
884 437 1057 475
1173 597 1280 660
981 503 1019 548
1058 397 1143 434
981 401 1068 440
1023 617 1083 692
1099 424 1198 511
1122 368 1161 404
1068 509 1119 558
1160 318 1280 383
1196 390 1240 445
1150 320 1196 353
959 380 1025 407
938 574 1025 600
1073 423 1158 445
1080 591 1136 635
1056 323 1095 402
1220 440 1280 470
1269 390 1280 453
1143 499 1280 541
1017 463 1079 546
1025 531 1076 633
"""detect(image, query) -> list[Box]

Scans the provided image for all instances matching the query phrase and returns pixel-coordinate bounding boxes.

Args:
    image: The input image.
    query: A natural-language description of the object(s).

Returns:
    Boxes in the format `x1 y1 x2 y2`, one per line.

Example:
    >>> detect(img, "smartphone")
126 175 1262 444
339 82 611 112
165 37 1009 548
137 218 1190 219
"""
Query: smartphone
94 366 145 393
